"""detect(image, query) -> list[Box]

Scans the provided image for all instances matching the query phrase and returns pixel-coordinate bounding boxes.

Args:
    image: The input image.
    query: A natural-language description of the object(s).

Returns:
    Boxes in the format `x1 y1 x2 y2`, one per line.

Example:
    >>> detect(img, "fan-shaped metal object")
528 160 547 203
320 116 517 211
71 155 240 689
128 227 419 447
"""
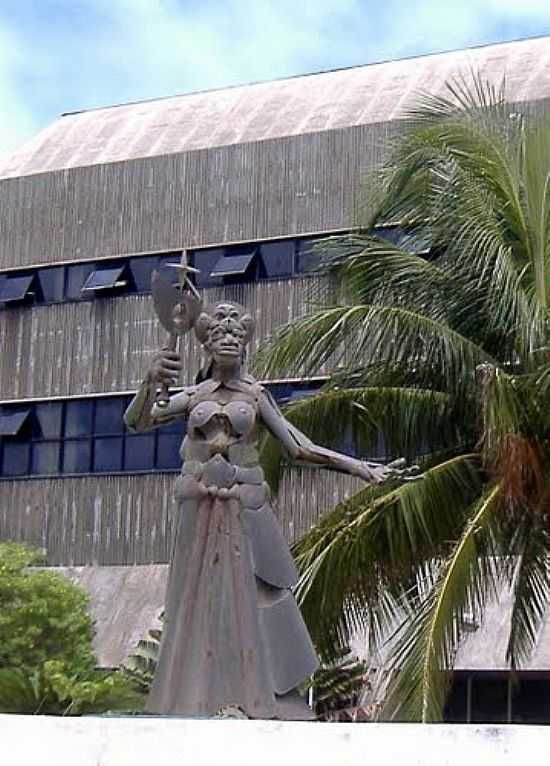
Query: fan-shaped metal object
151 269 202 335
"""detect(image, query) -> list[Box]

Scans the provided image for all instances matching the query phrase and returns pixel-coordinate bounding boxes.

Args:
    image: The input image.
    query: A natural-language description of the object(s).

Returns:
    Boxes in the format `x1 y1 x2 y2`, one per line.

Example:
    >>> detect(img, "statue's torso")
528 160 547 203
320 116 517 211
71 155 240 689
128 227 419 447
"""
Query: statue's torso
177 379 266 496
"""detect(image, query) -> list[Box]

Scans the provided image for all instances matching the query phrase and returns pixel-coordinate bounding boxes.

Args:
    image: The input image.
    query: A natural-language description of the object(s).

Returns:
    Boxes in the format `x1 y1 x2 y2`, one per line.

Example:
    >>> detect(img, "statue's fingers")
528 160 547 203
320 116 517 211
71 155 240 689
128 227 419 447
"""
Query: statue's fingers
160 349 181 361
155 370 177 384
160 358 182 372
386 457 406 469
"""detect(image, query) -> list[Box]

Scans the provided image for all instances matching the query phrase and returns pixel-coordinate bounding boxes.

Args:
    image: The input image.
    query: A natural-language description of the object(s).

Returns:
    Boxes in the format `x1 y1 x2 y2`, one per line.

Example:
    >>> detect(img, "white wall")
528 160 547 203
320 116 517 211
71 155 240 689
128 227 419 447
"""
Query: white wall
2 715 549 766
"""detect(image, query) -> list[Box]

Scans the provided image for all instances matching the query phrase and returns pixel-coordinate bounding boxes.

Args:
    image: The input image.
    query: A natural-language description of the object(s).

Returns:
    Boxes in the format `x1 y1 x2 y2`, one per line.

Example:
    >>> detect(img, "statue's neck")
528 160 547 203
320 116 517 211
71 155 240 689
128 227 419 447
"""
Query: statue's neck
211 362 242 384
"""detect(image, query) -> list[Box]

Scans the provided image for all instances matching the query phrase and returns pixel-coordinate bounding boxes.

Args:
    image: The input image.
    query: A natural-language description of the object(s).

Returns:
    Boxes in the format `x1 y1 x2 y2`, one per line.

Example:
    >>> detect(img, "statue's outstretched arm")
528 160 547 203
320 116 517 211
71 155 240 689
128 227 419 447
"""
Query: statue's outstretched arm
124 350 189 432
258 387 395 484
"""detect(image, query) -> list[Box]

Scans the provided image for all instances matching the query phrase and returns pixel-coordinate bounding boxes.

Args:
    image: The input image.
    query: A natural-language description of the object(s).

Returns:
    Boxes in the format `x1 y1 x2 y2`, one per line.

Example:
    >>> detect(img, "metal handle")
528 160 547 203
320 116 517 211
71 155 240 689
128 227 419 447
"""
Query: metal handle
155 332 178 408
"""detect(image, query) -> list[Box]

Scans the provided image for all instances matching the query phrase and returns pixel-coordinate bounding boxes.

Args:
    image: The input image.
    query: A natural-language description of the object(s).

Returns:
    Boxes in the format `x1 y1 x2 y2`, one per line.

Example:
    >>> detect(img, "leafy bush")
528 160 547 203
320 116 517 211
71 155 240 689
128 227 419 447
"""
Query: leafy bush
0 543 95 673
0 663 143 715
0 542 144 714
123 623 162 694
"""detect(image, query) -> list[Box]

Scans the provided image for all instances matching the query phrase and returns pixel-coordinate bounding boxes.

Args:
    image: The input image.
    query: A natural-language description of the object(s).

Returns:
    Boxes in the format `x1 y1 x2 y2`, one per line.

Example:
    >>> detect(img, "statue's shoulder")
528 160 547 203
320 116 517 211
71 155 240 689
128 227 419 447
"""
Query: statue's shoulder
255 382 279 409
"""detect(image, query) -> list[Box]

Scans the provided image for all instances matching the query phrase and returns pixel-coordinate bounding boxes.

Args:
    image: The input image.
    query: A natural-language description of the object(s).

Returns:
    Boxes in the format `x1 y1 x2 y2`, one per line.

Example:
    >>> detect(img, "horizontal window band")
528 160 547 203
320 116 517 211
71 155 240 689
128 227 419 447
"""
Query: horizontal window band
1 380 350 480
0 226 430 308
0 226 350 273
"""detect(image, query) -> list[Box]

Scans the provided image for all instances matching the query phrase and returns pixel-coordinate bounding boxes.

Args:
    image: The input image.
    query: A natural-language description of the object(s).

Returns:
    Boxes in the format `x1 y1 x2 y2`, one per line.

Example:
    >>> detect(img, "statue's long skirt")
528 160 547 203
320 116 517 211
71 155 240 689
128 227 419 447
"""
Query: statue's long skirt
146 476 319 719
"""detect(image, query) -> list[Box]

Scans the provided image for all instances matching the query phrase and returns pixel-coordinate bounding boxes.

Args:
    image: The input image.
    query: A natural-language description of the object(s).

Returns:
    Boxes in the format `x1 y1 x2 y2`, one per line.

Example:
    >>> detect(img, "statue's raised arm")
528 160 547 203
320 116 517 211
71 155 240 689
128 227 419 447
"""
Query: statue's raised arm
258 386 418 484
124 264 201 432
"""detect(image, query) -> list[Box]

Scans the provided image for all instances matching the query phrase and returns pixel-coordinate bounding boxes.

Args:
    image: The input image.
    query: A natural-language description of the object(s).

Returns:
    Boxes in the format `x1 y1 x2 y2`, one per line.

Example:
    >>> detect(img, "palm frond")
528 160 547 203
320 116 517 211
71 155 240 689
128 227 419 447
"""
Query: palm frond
294 454 482 659
506 515 550 669
522 120 550 310
382 483 503 721
401 72 508 127
260 385 459 491
255 303 496 398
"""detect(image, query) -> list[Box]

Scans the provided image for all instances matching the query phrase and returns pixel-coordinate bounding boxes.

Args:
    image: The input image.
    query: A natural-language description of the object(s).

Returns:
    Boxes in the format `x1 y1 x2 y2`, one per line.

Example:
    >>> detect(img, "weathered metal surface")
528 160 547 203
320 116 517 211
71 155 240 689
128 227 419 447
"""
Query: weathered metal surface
1 36 550 179
124 300 328 718
243 504 298 589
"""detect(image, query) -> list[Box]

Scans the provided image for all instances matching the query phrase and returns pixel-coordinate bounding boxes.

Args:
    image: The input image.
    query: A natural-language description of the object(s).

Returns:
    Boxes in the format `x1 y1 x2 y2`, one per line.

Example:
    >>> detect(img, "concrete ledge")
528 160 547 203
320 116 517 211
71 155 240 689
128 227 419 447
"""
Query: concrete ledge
3 715 550 765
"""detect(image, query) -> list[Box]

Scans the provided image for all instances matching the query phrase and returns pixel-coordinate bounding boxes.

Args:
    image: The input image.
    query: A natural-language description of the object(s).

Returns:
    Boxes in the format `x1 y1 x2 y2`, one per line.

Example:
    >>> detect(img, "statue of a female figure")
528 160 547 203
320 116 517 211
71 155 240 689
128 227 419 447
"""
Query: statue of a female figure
125 297 393 720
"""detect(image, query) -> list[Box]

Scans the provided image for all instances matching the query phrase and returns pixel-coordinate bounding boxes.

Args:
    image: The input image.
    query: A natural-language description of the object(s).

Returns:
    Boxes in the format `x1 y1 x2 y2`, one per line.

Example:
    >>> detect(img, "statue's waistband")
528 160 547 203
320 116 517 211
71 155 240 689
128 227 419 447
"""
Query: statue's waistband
182 454 264 487
181 441 259 466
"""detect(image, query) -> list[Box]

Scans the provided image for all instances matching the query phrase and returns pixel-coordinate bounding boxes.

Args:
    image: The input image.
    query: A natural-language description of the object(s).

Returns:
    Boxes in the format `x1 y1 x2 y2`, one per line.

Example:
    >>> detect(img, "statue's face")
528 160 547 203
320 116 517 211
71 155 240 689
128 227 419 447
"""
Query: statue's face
206 303 248 364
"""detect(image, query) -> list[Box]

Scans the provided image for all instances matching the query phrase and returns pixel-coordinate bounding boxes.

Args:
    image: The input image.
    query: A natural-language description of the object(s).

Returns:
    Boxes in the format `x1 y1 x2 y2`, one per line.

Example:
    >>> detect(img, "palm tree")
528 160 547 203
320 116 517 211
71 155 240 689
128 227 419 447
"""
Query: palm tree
254 77 550 722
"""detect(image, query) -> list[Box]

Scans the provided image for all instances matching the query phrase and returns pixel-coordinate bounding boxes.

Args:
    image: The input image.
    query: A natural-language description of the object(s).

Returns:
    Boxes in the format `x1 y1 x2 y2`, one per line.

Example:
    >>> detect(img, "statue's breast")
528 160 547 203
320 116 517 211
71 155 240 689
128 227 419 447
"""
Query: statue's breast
188 399 256 438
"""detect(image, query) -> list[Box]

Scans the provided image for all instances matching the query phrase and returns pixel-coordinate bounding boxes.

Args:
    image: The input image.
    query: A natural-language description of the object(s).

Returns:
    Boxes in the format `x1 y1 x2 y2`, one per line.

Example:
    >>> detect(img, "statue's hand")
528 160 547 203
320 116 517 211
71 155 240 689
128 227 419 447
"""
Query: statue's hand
354 457 422 485
147 349 182 388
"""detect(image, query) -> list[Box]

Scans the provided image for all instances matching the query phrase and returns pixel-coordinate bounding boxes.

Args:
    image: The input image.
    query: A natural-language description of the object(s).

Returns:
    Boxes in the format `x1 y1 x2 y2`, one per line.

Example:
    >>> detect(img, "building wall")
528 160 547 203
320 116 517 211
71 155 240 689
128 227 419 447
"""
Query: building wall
4 92 544 566
0 122 392 270
0 277 329 400
0 470 362 565
0 122 386 563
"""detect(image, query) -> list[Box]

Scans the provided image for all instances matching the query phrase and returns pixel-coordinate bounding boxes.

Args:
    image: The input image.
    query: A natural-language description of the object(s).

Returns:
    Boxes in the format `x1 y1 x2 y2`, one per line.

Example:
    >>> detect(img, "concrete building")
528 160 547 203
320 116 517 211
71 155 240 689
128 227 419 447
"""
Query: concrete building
1 35 550 722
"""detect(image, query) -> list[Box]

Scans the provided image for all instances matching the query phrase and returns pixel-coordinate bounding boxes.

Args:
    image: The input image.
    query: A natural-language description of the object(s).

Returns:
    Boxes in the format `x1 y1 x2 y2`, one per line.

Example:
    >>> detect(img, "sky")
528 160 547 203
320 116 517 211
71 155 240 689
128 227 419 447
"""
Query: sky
1 0 550 157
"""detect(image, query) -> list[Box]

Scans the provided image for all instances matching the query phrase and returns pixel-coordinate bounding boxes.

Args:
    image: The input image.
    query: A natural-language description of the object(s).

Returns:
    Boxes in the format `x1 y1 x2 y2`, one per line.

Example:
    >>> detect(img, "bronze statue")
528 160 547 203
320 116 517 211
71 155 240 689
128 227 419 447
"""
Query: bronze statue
124 269 399 719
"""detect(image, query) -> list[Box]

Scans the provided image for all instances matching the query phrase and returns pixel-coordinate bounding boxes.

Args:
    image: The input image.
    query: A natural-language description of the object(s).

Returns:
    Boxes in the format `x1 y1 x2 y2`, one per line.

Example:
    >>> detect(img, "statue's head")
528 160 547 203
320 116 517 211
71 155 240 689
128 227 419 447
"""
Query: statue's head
194 301 255 367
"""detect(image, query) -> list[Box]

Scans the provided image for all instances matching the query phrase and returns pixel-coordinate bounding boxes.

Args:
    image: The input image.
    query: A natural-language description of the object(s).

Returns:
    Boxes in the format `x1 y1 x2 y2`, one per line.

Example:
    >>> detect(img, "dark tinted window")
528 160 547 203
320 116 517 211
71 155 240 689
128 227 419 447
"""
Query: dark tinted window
65 400 94 437
81 265 126 292
296 237 325 273
157 433 182 469
129 256 159 292
31 441 61 475
0 409 31 437
512 678 550 724
94 398 126 435
2 442 31 476
65 263 94 301
471 677 508 723
124 433 156 471
33 402 63 439
158 417 186 436
443 676 468 723
157 252 183 267
210 252 256 278
62 439 92 473
193 248 224 288
0 274 35 303
37 267 65 303
268 383 293 402
259 240 295 278
94 436 124 472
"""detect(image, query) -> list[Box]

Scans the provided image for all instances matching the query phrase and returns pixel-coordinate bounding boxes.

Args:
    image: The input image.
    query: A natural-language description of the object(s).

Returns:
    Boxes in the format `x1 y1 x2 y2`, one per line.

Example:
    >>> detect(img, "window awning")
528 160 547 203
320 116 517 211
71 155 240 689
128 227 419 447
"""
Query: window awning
209 252 257 278
399 232 431 255
0 409 31 436
0 275 35 303
81 265 127 292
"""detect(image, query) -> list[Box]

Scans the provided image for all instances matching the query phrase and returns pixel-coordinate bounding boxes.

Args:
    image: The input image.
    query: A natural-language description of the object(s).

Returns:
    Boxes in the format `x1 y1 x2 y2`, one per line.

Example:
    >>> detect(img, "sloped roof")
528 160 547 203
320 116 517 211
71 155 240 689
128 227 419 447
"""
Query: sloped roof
58 564 550 671
59 564 168 668
2 36 550 180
